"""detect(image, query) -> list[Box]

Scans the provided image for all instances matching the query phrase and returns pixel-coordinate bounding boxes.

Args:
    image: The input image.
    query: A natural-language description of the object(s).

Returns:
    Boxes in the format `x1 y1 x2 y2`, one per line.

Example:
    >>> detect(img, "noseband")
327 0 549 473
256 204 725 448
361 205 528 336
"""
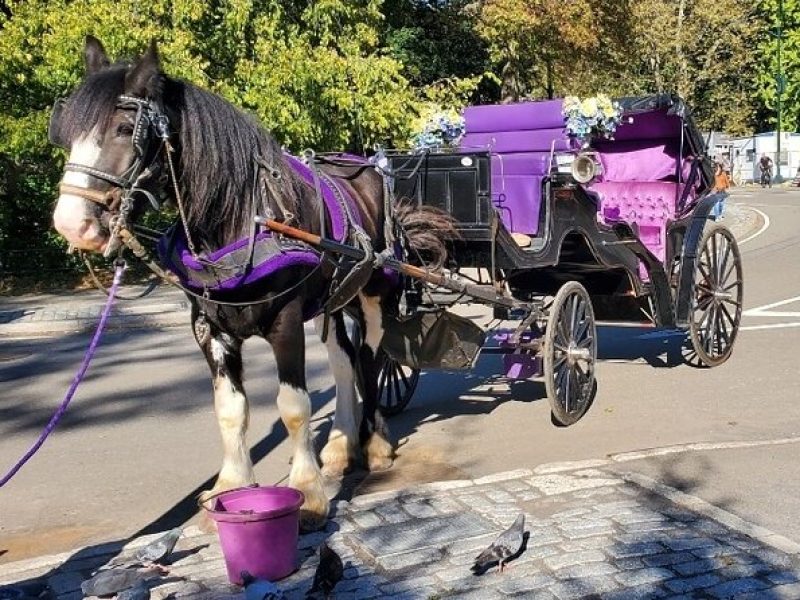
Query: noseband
50 95 171 246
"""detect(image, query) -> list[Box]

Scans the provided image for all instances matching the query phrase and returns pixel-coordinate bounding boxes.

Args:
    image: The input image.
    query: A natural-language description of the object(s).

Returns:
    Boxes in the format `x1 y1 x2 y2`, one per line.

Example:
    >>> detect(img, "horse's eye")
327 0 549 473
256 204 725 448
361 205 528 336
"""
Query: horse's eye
116 123 134 137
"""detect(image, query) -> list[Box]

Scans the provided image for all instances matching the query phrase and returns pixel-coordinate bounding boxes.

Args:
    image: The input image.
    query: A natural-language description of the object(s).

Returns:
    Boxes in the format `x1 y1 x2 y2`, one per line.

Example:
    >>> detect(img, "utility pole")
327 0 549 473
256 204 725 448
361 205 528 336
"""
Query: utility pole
775 0 786 182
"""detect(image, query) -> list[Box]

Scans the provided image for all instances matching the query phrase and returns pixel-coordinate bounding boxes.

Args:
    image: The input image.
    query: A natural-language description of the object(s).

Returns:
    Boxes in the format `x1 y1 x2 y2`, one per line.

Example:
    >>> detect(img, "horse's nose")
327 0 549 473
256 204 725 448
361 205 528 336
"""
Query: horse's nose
53 194 107 251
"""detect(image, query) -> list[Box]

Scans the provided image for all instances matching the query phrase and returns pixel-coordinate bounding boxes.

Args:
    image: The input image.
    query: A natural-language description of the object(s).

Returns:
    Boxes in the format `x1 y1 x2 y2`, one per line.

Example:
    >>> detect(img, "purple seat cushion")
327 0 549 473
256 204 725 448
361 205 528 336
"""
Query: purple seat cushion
462 129 570 153
593 138 693 182
590 181 684 278
491 152 552 176
463 100 566 133
493 174 544 235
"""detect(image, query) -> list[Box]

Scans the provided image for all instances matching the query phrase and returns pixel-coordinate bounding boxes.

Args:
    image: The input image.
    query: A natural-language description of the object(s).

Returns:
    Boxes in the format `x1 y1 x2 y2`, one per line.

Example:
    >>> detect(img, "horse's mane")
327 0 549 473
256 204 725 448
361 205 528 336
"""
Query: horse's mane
60 65 311 247
167 81 308 246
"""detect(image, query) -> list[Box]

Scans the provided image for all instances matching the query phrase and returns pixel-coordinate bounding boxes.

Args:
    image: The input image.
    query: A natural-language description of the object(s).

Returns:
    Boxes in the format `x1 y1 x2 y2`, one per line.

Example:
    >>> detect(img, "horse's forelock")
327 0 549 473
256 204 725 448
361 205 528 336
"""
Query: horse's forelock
59 66 128 144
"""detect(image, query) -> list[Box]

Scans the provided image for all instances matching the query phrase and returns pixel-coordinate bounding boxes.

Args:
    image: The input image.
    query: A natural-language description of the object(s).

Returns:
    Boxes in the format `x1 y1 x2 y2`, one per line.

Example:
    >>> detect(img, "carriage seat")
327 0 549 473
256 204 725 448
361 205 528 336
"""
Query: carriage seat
590 181 682 263
460 130 569 237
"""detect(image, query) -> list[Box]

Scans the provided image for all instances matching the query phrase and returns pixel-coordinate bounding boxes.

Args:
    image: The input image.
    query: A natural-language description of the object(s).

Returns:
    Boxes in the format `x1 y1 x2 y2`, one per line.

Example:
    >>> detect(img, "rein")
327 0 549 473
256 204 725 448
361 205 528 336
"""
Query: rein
0 262 127 488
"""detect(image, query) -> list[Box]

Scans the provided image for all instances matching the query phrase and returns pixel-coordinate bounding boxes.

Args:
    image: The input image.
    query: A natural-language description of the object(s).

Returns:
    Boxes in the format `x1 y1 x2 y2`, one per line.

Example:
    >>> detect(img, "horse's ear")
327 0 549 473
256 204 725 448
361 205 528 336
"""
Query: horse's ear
84 35 110 74
125 40 163 99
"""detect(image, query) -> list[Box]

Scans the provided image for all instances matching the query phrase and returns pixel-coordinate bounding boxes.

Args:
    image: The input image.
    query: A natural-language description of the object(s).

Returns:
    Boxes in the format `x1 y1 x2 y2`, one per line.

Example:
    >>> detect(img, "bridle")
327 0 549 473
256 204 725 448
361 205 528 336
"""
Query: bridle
49 94 171 256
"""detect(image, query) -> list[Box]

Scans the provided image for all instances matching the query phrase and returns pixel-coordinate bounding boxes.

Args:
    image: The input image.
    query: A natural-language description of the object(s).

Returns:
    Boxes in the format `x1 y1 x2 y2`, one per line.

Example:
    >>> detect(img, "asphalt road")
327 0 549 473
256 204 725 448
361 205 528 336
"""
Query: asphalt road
1 187 799 564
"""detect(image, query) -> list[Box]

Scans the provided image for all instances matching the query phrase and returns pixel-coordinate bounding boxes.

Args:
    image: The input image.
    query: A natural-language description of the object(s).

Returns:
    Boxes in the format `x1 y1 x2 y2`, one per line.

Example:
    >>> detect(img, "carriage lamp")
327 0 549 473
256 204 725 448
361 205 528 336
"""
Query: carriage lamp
571 152 603 184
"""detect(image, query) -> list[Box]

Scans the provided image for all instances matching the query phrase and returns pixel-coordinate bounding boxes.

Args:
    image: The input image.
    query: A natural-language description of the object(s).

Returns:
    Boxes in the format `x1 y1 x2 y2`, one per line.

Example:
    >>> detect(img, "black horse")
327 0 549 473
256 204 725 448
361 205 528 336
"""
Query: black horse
50 36 453 529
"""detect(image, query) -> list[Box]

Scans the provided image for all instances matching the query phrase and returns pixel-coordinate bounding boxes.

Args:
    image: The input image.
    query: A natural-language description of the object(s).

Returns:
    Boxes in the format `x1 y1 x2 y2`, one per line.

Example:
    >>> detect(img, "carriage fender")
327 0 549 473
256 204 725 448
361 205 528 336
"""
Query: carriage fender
674 192 727 326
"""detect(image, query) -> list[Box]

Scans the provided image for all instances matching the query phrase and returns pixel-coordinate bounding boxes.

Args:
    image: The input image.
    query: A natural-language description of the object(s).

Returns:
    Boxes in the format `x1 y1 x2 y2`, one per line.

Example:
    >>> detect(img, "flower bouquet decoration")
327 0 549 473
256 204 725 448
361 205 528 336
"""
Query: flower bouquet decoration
409 105 465 152
562 94 624 147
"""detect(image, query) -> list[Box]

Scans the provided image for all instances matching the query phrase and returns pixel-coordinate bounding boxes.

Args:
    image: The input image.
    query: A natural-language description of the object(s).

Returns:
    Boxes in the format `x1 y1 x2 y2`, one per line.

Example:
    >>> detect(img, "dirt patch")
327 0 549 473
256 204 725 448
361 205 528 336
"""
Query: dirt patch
0 524 111 564
353 444 470 496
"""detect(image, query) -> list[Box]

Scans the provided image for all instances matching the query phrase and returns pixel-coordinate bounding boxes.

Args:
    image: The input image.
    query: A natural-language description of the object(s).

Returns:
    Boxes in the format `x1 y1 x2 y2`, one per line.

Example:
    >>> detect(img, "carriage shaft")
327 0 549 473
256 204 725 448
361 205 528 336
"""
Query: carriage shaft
254 217 517 309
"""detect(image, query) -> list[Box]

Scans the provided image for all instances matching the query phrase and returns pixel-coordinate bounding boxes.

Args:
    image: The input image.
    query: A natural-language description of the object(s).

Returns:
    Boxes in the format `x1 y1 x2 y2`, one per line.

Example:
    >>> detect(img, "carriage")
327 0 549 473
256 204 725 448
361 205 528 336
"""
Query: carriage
364 94 743 426
47 40 744 523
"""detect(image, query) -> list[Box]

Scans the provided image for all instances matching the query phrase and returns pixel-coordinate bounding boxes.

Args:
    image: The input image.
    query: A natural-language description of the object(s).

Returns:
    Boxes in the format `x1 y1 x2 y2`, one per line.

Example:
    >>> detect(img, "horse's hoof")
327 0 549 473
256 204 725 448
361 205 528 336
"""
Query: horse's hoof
299 509 328 532
368 455 394 472
197 509 218 533
321 460 352 478
364 432 394 472
320 435 359 478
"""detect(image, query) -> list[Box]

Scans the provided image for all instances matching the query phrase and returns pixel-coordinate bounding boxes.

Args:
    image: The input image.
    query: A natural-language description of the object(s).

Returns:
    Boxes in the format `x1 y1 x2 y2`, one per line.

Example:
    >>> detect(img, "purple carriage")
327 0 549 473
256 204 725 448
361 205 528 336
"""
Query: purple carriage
379 95 743 425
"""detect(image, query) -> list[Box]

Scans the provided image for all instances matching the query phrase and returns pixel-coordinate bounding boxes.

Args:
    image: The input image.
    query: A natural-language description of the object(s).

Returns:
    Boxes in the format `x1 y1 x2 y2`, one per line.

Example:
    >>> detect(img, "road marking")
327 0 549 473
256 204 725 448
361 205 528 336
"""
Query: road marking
745 294 800 313
738 206 770 245
741 321 800 331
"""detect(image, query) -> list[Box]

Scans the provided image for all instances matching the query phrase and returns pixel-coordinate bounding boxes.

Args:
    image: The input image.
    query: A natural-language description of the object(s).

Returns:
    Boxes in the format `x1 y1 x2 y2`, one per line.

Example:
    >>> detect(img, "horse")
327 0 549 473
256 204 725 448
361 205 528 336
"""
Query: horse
49 36 454 529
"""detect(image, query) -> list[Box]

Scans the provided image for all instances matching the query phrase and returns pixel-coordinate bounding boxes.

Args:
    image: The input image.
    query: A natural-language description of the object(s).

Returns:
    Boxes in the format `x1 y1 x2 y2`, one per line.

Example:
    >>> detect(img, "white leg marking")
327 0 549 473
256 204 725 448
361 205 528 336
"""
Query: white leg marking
359 294 384 351
277 383 328 526
213 372 254 489
210 338 227 365
315 316 359 474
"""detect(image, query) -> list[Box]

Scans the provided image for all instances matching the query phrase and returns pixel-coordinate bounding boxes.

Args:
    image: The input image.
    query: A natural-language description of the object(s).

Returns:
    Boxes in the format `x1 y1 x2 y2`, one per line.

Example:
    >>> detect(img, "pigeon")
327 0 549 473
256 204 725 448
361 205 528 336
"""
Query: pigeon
306 542 343 599
80 568 157 597
240 571 285 600
471 513 525 574
115 580 150 600
135 528 182 566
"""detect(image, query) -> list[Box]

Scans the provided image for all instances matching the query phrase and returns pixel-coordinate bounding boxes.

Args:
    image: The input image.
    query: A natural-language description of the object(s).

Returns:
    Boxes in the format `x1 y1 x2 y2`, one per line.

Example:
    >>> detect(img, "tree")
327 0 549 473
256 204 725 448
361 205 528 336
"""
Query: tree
755 0 800 133
0 0 418 282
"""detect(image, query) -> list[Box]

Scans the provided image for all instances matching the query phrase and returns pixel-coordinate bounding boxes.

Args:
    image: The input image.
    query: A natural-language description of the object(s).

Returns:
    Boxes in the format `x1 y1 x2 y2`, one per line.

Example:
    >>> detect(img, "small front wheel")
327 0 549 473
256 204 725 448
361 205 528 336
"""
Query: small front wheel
375 349 420 416
544 281 597 426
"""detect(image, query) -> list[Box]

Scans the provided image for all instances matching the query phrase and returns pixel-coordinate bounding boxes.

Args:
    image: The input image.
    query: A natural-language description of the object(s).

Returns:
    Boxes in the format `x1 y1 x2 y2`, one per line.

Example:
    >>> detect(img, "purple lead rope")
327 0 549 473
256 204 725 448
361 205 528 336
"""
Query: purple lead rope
0 262 126 488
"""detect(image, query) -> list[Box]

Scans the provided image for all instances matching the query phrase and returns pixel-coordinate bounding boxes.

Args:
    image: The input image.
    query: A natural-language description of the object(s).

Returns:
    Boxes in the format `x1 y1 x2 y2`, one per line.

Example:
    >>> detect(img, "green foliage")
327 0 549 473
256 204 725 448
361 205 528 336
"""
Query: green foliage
0 0 793 286
0 0 420 283
756 0 800 132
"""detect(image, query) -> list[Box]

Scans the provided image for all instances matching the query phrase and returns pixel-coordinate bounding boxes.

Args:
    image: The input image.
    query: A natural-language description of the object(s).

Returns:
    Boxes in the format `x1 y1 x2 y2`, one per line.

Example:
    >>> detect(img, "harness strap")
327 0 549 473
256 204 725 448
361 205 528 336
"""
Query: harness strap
59 183 119 208
64 162 130 188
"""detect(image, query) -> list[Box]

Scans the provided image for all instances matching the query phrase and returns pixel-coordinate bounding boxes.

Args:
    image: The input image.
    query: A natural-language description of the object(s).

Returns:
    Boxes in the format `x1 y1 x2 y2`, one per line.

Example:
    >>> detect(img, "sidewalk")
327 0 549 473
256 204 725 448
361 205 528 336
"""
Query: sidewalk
2 463 800 600
0 203 763 338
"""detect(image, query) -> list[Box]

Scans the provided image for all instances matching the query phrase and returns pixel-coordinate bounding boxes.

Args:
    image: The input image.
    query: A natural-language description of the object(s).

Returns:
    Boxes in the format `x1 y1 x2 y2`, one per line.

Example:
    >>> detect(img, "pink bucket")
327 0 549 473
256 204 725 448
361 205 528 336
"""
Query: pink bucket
205 486 304 584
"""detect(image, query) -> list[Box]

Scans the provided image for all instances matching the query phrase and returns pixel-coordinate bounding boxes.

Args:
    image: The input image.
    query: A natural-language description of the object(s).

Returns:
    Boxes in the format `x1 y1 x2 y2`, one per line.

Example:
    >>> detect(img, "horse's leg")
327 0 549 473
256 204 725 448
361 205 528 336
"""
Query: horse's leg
196 327 255 501
268 302 329 530
358 293 394 471
316 313 361 477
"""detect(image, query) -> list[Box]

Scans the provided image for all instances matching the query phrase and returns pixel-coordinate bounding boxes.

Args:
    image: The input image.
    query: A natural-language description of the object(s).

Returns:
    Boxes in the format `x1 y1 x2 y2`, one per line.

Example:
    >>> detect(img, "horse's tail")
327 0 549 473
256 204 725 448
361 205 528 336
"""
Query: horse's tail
394 202 460 269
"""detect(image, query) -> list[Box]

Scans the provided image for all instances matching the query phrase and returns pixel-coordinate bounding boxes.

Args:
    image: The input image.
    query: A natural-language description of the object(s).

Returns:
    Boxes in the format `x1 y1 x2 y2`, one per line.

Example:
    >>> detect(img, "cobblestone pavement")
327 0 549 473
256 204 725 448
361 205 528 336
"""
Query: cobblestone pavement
3 465 800 600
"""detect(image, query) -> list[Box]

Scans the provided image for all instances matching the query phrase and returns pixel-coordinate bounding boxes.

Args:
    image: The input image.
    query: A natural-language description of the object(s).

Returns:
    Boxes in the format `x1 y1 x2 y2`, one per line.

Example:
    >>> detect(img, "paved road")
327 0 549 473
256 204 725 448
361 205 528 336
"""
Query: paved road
1 187 799 566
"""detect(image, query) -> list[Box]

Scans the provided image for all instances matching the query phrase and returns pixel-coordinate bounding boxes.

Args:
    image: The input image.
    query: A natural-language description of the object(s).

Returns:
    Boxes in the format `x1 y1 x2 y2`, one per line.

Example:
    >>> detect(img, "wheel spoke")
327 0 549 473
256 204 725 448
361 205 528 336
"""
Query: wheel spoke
392 367 402 408
397 365 410 389
717 239 731 284
377 361 388 398
563 366 572 412
569 296 579 336
720 303 737 334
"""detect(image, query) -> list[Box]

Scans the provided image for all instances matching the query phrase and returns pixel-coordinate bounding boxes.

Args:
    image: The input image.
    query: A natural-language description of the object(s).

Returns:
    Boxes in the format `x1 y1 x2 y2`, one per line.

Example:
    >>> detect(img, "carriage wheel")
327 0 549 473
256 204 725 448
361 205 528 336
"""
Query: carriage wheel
544 281 597 427
688 225 743 367
375 349 420 417
348 319 420 417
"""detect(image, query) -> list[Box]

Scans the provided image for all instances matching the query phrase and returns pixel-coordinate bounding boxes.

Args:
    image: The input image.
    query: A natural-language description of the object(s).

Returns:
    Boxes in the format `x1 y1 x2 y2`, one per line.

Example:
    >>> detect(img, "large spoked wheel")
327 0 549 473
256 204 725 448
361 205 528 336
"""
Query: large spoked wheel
544 281 597 427
374 349 420 417
688 224 743 367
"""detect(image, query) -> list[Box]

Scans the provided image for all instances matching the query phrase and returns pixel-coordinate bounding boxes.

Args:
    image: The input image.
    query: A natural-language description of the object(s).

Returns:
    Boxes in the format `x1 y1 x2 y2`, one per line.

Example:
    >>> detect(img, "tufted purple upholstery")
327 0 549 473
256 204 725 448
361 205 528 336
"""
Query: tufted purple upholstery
591 182 683 279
